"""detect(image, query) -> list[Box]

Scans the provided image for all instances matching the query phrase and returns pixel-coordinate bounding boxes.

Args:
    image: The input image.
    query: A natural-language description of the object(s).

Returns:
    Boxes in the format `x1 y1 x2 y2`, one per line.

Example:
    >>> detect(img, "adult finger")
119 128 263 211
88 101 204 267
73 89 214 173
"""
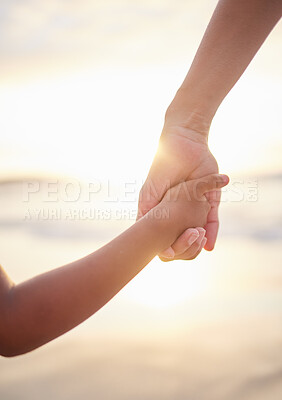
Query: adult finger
203 189 221 251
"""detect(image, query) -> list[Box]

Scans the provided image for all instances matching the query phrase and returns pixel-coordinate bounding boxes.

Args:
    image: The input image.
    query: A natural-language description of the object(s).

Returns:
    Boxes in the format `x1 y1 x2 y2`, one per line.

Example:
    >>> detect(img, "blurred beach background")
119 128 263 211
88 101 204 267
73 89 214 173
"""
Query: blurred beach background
0 1 282 399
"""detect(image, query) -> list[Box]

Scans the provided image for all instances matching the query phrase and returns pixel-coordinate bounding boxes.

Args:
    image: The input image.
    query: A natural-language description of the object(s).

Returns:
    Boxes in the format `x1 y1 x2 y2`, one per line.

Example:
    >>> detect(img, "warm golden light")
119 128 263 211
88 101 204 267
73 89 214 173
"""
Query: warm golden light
0 1 282 398
124 257 210 308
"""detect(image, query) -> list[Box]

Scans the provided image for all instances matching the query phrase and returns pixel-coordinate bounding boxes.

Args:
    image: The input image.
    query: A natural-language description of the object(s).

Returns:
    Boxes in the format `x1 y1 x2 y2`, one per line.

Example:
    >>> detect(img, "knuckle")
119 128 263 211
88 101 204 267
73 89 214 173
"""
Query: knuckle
206 201 211 212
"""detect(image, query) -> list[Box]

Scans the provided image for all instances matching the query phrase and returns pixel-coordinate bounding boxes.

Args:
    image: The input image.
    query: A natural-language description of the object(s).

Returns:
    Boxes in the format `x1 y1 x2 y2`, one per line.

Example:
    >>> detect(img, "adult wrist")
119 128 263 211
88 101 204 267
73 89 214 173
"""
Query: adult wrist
164 86 215 137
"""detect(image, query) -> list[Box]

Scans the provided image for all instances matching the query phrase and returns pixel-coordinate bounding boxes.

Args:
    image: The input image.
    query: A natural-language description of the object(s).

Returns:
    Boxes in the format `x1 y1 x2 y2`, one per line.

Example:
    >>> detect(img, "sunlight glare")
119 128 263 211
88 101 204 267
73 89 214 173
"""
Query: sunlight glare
124 257 210 308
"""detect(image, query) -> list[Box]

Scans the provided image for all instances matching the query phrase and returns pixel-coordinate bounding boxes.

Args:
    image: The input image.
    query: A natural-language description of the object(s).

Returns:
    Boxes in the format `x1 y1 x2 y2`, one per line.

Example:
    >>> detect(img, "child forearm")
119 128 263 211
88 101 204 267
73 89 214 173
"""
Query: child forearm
0 173 228 357
0 213 172 357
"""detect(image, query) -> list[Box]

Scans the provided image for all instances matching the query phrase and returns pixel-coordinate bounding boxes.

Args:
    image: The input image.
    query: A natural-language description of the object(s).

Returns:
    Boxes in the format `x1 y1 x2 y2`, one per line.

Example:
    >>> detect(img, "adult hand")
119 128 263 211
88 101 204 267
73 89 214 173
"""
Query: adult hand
138 118 224 260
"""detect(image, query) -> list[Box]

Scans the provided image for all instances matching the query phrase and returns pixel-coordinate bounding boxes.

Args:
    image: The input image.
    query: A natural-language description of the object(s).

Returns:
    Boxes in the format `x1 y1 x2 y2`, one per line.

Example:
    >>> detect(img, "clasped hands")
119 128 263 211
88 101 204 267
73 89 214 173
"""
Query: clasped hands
137 116 229 261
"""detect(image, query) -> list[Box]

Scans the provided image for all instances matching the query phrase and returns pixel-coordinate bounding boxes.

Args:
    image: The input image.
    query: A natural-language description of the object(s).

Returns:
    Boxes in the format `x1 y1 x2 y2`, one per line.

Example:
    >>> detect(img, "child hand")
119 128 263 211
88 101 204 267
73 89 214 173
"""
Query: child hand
154 174 229 259
159 227 207 261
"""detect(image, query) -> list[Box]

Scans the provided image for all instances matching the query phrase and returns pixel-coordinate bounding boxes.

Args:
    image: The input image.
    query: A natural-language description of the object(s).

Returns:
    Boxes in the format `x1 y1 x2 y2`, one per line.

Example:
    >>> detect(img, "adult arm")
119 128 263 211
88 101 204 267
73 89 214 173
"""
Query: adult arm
166 0 282 125
138 0 282 257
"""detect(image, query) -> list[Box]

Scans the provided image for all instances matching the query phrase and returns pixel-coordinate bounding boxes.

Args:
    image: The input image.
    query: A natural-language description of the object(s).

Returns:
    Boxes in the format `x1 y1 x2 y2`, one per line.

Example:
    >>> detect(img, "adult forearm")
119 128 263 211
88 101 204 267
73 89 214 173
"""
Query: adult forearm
166 0 282 130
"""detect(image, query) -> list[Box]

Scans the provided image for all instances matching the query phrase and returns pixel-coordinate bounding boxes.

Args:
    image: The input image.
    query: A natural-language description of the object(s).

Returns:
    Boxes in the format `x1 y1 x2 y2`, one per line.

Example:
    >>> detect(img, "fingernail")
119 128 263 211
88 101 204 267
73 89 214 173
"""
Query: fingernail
187 233 199 246
161 247 175 259
202 238 207 247
219 174 229 184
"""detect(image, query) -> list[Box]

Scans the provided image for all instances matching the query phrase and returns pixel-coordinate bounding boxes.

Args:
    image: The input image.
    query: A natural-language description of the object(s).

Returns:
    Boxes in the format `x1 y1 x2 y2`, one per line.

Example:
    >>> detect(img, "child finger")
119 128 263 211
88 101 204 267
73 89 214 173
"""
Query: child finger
159 246 175 259
173 233 207 260
171 227 205 256
169 228 200 255
173 227 205 258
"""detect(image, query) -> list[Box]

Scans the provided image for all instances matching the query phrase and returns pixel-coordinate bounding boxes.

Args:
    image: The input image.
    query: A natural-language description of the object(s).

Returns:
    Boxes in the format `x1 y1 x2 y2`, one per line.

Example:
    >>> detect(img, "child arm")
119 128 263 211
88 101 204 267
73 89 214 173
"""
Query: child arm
0 174 228 357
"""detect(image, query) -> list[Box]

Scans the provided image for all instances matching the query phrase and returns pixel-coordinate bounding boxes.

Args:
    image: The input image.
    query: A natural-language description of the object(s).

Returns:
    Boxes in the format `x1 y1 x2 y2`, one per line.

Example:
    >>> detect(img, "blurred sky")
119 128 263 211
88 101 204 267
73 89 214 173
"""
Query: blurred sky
0 0 281 180
1 6 282 396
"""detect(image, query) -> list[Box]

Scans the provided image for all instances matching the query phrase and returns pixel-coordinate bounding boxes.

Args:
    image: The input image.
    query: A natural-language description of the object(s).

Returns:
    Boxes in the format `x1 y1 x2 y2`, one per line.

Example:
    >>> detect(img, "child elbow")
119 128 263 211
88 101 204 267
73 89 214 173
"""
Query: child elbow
0 338 33 357
0 340 36 358
0 329 34 357
0 342 20 358
0 333 27 357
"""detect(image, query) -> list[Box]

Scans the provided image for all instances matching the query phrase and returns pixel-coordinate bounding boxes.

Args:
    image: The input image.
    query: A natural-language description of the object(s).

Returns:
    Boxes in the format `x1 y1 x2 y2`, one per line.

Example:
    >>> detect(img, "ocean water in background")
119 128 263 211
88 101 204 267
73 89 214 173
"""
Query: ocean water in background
0 174 281 400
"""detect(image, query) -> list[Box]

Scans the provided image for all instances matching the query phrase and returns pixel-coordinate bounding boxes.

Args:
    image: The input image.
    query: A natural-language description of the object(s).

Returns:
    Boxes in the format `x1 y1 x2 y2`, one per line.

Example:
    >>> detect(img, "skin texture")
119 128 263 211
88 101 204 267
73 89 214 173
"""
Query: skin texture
1 0 281 359
0 174 228 357
138 0 282 259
